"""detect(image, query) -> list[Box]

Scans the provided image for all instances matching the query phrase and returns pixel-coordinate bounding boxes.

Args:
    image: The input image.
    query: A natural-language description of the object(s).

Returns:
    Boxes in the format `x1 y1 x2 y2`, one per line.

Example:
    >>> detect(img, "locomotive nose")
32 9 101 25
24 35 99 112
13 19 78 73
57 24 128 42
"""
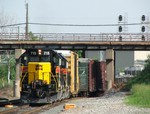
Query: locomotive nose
28 62 51 85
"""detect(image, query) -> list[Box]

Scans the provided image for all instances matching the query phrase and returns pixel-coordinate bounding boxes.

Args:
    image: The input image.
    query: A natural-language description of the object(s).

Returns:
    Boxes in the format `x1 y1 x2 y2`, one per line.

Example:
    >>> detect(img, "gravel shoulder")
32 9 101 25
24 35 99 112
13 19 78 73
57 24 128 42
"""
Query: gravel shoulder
40 92 150 114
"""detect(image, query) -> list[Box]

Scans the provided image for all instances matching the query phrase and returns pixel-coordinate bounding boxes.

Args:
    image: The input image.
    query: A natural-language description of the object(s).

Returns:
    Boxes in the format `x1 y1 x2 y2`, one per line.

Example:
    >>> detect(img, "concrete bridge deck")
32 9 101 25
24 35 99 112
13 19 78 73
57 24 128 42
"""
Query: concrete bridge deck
0 32 150 50
0 40 150 50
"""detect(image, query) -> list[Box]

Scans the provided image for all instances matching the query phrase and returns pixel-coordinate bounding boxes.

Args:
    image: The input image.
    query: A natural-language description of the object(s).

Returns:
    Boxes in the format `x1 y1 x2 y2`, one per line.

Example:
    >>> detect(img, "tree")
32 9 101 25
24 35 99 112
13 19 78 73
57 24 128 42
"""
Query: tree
138 55 150 84
126 55 150 89
0 10 16 33
6 51 16 83
0 64 7 79
0 51 15 83
74 50 83 58
0 10 16 84
28 31 42 41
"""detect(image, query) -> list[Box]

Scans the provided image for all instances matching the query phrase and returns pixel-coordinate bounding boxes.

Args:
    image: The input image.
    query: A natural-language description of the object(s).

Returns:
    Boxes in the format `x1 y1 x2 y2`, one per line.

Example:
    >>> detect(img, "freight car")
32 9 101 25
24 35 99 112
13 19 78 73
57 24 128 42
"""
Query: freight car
20 49 70 103
78 58 89 96
78 58 106 97
56 50 79 97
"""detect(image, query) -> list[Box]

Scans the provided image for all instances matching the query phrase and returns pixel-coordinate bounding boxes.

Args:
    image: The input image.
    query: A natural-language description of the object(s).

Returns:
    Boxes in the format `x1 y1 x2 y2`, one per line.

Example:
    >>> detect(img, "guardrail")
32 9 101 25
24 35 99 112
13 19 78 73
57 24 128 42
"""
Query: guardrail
0 33 150 42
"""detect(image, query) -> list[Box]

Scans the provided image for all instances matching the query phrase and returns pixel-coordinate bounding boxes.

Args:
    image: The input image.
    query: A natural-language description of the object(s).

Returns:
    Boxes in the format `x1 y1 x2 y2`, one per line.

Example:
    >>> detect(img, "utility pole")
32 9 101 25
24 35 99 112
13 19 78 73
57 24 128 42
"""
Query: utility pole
25 2 28 40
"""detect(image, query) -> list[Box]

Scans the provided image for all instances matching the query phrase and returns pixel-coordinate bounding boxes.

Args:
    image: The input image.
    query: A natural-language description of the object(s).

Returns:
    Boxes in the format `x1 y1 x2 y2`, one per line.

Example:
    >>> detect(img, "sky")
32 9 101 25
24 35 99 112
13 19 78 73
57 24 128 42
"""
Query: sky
135 51 150 60
0 0 150 33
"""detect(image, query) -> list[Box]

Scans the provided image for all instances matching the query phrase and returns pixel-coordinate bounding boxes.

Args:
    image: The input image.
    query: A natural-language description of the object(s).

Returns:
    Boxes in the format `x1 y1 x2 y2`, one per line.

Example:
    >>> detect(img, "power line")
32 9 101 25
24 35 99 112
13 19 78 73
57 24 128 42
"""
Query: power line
29 22 143 26
0 22 149 28
0 23 26 28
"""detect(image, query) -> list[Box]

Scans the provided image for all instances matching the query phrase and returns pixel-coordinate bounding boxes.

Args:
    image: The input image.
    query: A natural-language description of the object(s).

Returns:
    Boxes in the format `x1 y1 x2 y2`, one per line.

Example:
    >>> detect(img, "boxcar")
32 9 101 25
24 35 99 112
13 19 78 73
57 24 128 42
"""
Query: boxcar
88 60 97 93
89 60 106 96
99 61 107 91
78 58 89 96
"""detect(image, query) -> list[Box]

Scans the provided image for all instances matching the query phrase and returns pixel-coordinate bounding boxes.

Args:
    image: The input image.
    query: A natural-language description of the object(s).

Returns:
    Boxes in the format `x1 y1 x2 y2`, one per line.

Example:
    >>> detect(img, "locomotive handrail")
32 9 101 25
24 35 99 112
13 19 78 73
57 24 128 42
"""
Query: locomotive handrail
50 72 58 91
20 72 28 88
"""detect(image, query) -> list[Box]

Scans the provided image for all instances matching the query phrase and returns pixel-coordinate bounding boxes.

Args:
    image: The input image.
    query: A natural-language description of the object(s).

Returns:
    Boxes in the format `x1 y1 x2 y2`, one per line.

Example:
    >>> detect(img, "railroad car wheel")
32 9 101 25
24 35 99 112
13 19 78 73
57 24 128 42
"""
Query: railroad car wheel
84 92 88 97
65 87 70 98
62 87 69 99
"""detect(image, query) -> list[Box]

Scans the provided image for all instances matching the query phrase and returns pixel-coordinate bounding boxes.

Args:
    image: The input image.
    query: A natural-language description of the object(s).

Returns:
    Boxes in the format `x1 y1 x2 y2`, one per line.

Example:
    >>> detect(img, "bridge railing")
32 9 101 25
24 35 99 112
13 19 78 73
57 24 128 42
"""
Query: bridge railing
0 33 26 40
0 33 149 42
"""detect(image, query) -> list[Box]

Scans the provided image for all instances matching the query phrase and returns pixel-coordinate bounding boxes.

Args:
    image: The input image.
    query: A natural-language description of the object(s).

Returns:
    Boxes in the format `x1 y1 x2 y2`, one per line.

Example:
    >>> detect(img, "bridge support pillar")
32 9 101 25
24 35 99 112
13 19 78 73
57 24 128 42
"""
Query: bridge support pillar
14 49 25 98
106 49 114 90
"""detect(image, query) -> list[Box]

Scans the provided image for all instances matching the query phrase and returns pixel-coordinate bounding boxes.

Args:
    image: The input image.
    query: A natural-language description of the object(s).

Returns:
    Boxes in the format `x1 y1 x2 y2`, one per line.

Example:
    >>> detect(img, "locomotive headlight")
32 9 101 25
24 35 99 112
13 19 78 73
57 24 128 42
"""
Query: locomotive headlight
38 49 42 55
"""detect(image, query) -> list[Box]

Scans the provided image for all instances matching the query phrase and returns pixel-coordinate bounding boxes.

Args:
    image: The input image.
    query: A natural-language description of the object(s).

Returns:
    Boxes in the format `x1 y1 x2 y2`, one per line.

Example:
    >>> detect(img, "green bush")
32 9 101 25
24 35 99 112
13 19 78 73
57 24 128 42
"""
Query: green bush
125 84 150 108
126 55 150 89
125 55 150 108
126 73 150 89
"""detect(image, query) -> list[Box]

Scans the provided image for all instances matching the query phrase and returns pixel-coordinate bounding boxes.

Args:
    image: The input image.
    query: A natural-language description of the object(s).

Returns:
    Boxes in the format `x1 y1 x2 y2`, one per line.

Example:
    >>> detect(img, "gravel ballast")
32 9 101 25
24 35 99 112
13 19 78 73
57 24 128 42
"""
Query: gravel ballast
40 92 150 114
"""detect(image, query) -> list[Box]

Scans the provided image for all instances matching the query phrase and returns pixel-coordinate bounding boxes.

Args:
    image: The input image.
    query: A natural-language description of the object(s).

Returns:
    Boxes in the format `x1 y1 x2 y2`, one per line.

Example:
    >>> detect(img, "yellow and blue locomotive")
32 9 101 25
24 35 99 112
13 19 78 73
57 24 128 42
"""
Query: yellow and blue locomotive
20 49 70 103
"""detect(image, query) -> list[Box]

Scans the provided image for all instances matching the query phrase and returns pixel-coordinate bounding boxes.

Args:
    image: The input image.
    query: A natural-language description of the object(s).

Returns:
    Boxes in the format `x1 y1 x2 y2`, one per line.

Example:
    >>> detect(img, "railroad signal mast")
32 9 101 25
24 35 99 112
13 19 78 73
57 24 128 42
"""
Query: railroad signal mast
118 14 128 41
141 15 150 41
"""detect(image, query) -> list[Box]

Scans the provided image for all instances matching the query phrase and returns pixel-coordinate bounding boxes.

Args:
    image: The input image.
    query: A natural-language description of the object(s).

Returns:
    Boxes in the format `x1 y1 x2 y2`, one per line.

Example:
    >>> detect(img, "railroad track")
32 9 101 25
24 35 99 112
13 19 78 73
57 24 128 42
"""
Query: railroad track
0 91 116 114
0 98 72 114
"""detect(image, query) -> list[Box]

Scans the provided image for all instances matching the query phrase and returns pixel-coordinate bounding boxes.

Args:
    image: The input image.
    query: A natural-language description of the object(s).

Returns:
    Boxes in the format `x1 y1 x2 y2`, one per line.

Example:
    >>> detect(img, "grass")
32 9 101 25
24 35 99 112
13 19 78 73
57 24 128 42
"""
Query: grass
125 84 150 108
0 79 13 89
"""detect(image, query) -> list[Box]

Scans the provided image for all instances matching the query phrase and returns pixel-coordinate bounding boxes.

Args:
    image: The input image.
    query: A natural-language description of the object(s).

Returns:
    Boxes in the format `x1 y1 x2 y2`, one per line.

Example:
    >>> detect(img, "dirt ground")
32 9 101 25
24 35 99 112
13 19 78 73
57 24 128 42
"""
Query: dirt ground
0 87 14 99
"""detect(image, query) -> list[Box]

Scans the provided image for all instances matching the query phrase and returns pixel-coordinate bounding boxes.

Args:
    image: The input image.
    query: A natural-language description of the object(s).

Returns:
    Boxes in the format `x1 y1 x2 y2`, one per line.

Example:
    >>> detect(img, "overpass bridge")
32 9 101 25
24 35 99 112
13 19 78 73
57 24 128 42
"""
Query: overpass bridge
1 32 150 91
0 33 150 50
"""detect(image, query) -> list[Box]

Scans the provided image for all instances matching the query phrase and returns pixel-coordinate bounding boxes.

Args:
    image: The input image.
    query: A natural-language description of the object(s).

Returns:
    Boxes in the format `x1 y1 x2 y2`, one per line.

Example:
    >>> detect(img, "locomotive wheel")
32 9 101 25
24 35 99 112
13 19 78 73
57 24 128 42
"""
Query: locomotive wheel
47 96 52 103
46 90 52 103
57 89 63 101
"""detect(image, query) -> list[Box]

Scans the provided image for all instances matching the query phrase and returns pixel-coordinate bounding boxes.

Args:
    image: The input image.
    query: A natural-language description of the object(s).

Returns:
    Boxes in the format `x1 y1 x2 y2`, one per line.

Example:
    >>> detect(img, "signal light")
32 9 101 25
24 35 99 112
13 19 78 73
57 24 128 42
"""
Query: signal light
118 26 122 32
141 15 146 21
141 26 145 32
118 15 123 22
38 49 42 55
